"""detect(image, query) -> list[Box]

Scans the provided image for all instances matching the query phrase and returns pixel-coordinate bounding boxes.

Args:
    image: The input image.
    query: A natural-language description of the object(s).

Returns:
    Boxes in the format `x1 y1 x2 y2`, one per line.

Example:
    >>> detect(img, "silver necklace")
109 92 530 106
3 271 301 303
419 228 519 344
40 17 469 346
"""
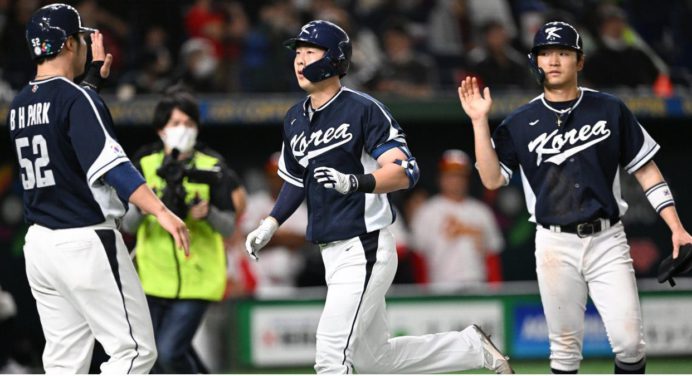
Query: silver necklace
555 111 567 127
550 89 580 127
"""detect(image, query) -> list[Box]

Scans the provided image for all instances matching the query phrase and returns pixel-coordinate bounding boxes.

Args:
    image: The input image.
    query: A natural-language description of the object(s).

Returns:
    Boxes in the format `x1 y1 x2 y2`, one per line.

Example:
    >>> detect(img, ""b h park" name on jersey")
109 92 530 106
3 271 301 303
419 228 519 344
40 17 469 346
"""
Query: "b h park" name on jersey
9 102 51 130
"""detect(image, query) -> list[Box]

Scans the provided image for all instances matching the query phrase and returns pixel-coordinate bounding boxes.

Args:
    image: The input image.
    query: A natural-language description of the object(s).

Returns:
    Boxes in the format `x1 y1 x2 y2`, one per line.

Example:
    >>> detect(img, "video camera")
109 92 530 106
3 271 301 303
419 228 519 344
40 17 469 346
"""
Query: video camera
156 149 224 218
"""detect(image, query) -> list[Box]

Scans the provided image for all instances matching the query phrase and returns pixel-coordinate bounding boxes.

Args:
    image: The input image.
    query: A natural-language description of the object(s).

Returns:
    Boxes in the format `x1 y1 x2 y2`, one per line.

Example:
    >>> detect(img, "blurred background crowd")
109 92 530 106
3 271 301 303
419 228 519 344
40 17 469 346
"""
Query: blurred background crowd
0 0 691 100
1 0 692 373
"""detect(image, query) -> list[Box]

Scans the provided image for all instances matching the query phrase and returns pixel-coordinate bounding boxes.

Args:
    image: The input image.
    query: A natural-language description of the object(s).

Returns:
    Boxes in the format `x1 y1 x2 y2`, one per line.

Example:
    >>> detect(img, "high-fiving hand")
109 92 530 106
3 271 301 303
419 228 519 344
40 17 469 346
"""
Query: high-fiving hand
458 77 493 122
89 30 113 79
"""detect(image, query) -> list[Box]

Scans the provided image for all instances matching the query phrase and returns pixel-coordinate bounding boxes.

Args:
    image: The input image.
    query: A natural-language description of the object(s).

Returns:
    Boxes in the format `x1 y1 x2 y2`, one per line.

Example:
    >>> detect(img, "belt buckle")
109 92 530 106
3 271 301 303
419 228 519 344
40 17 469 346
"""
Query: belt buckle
576 222 594 238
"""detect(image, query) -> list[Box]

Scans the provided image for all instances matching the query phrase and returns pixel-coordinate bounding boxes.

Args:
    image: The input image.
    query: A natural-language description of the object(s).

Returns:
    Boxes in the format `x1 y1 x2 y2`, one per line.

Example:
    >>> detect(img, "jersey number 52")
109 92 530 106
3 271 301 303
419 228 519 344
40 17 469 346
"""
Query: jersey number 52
15 135 56 190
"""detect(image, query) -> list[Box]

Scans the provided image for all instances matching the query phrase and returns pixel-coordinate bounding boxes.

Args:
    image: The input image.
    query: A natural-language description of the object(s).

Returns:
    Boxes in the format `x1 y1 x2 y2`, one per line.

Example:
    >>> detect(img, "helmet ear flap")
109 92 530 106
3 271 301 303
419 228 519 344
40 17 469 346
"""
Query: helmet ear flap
336 40 351 77
527 52 545 86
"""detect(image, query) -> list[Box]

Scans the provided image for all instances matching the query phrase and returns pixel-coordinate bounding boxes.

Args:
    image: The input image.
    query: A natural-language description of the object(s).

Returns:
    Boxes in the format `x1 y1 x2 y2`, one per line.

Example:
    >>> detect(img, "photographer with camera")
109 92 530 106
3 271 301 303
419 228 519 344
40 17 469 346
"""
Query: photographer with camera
122 90 245 373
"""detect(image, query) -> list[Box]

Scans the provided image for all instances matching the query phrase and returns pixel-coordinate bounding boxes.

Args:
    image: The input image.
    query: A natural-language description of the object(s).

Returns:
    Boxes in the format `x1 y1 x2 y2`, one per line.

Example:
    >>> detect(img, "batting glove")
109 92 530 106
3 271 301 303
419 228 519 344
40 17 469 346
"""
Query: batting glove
245 217 279 261
314 166 356 195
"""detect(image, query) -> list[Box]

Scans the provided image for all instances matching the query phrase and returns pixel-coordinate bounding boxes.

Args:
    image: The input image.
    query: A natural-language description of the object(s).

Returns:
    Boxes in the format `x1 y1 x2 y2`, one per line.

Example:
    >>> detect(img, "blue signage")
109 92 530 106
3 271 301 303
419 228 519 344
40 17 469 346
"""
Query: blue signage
511 302 612 358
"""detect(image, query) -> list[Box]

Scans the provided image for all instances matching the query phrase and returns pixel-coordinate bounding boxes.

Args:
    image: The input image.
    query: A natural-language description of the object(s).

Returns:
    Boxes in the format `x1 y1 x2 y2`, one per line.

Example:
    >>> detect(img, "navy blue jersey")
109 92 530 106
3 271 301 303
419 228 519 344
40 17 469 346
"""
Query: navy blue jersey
7 77 130 229
492 88 658 225
278 87 406 243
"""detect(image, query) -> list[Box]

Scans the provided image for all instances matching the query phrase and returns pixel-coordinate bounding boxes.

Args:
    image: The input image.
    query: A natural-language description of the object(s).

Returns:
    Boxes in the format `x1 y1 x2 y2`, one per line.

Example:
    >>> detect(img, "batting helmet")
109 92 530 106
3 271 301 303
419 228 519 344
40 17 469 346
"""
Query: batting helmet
283 20 351 82
25 3 96 60
527 21 583 85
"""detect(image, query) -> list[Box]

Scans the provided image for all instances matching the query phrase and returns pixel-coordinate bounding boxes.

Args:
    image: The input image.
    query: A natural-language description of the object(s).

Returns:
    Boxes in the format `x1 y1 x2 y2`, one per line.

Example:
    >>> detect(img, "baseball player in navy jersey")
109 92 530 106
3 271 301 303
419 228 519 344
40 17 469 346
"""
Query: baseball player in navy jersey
459 21 692 373
245 20 513 374
7 4 190 373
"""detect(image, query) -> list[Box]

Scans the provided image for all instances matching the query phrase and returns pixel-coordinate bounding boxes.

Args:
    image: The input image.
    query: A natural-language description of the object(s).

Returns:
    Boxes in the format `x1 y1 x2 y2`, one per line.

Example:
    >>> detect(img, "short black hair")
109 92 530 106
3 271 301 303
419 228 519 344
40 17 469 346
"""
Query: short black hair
152 89 200 131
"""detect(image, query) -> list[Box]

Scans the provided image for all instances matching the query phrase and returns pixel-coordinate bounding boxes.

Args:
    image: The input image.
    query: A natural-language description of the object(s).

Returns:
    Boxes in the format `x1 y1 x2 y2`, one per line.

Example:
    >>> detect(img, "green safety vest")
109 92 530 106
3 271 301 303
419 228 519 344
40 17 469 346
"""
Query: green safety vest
136 149 226 301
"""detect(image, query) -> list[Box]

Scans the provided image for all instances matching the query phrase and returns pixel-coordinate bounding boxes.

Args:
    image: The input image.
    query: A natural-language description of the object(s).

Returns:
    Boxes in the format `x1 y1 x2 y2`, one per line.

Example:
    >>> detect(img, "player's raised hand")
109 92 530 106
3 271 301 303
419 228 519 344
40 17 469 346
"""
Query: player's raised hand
156 209 191 257
245 217 279 261
458 76 492 122
89 30 113 79
314 166 354 194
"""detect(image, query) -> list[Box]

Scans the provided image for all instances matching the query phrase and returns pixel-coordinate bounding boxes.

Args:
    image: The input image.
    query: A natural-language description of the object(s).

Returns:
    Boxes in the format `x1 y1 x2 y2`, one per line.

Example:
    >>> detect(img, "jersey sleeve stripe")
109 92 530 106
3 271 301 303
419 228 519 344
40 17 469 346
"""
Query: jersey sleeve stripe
88 157 129 186
371 139 404 159
624 123 660 174
278 168 304 188
625 143 659 174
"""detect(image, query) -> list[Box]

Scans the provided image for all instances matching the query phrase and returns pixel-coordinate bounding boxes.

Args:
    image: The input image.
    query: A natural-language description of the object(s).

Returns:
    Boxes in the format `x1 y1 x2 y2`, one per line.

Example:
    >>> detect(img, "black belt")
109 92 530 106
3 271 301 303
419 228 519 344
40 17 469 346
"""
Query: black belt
541 218 620 238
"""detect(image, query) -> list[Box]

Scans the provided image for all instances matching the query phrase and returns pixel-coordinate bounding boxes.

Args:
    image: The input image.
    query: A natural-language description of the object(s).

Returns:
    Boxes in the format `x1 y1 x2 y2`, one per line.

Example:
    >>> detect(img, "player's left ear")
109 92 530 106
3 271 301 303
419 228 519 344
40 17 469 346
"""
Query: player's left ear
64 34 79 53
576 52 585 72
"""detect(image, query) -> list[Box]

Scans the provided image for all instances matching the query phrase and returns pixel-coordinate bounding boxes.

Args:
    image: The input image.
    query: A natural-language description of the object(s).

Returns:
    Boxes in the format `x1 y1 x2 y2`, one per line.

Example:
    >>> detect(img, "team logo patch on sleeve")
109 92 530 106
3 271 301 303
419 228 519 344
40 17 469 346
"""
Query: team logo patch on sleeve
108 141 126 157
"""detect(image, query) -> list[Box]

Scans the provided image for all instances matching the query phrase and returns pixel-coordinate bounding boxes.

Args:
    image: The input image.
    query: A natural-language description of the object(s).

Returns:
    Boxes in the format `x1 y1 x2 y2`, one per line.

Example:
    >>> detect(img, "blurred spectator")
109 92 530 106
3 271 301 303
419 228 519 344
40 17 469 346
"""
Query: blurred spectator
76 0 129 78
316 4 384 91
388 201 429 285
427 0 469 54
426 0 472 85
513 0 548 50
0 0 38 90
239 0 300 92
411 149 504 288
624 1 692 86
582 4 662 90
184 0 249 91
218 1 250 91
467 0 517 40
173 37 223 93
467 20 532 90
239 152 311 295
351 0 431 31
374 17 438 97
117 26 174 97
184 0 226 58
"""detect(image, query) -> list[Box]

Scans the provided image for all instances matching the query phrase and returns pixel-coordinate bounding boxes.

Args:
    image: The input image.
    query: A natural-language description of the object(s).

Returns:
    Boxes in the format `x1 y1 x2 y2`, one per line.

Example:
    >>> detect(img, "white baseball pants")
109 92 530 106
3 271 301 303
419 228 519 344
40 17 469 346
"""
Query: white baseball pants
315 228 485 374
24 224 157 374
535 222 645 371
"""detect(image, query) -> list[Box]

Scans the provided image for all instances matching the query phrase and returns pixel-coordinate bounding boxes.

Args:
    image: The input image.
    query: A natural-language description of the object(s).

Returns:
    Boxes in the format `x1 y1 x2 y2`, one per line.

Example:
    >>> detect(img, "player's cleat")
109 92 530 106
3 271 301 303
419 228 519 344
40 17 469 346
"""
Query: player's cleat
471 324 515 374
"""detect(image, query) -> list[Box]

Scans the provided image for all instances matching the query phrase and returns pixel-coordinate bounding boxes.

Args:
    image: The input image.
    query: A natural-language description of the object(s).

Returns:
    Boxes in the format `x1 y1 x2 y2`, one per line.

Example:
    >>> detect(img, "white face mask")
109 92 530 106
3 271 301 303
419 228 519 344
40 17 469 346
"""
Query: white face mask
161 126 198 154
192 55 218 79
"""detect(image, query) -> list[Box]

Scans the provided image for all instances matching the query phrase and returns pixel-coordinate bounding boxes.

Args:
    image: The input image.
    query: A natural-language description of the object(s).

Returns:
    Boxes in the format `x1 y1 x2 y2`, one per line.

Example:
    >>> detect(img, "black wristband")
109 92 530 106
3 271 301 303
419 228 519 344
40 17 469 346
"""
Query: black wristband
351 174 376 193
81 61 105 92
